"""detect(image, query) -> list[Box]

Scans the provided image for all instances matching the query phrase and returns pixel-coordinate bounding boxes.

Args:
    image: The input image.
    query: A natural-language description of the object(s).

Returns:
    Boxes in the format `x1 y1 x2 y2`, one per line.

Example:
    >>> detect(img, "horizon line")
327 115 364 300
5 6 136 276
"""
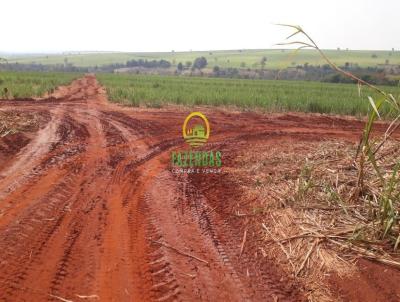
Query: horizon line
1 47 397 56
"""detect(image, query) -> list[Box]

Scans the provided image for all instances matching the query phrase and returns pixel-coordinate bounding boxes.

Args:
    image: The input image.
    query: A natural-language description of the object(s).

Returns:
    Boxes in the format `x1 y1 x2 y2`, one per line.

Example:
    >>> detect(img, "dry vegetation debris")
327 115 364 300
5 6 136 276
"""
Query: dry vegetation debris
0 110 44 137
231 139 400 301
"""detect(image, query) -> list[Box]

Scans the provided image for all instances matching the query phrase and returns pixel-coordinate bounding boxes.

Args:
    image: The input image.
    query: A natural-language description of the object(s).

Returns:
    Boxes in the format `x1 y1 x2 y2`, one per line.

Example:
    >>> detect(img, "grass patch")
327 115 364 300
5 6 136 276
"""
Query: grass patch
0 71 81 98
97 73 400 116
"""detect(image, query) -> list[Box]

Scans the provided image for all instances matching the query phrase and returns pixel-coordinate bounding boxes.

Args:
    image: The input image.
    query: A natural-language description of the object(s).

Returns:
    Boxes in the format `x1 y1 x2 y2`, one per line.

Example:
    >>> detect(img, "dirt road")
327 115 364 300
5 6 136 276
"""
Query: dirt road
0 75 378 301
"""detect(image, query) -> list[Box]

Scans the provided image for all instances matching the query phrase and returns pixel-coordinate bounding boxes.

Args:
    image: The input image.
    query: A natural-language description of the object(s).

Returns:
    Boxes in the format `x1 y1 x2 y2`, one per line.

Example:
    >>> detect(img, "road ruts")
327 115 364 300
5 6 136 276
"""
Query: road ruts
1 74 379 301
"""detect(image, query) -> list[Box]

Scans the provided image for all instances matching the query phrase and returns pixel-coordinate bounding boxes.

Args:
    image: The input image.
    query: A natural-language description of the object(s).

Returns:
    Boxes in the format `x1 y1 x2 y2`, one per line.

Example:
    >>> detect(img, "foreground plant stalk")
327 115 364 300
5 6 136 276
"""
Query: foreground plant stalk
278 24 400 247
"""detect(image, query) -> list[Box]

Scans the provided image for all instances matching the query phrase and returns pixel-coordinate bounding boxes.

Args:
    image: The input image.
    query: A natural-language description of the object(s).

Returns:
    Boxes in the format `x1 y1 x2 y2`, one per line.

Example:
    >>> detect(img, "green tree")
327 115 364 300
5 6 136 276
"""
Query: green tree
260 56 267 69
193 57 208 70
177 62 183 71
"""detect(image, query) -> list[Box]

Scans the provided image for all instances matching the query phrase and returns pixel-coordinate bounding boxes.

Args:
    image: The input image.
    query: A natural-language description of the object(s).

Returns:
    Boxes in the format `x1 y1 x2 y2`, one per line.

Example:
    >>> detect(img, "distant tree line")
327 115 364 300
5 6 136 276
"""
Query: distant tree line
207 63 399 86
126 59 171 69
0 57 398 86
175 57 208 72
0 62 90 73
295 63 399 86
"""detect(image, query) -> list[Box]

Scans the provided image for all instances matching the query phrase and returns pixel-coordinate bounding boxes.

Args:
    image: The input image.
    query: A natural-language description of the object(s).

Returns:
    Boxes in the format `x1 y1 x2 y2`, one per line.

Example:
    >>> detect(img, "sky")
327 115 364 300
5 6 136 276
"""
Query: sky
1 0 399 53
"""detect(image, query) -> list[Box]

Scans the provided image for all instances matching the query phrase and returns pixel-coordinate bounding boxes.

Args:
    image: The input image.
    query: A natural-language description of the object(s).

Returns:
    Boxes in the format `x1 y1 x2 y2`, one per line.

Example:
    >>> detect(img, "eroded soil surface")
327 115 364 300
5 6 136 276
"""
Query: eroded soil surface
0 75 398 302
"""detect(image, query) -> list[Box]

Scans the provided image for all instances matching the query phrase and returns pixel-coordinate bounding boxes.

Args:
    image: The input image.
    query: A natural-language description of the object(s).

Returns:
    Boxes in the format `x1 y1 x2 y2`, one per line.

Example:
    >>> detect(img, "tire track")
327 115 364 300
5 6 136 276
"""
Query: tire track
0 74 320 302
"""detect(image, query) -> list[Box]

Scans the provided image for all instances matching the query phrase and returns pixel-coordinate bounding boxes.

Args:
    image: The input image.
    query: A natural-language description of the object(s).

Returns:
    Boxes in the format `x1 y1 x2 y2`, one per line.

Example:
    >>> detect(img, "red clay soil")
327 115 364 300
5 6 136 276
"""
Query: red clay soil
329 259 400 302
0 75 399 302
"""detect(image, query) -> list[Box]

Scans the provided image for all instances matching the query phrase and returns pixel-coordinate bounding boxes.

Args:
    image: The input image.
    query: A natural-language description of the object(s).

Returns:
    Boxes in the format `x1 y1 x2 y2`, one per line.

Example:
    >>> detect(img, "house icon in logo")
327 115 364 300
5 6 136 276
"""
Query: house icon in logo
182 112 210 148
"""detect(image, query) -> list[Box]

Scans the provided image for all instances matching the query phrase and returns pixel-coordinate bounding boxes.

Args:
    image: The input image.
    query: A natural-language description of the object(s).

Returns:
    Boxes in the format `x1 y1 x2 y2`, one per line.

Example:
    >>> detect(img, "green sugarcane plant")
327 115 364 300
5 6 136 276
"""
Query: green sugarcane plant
278 24 400 247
